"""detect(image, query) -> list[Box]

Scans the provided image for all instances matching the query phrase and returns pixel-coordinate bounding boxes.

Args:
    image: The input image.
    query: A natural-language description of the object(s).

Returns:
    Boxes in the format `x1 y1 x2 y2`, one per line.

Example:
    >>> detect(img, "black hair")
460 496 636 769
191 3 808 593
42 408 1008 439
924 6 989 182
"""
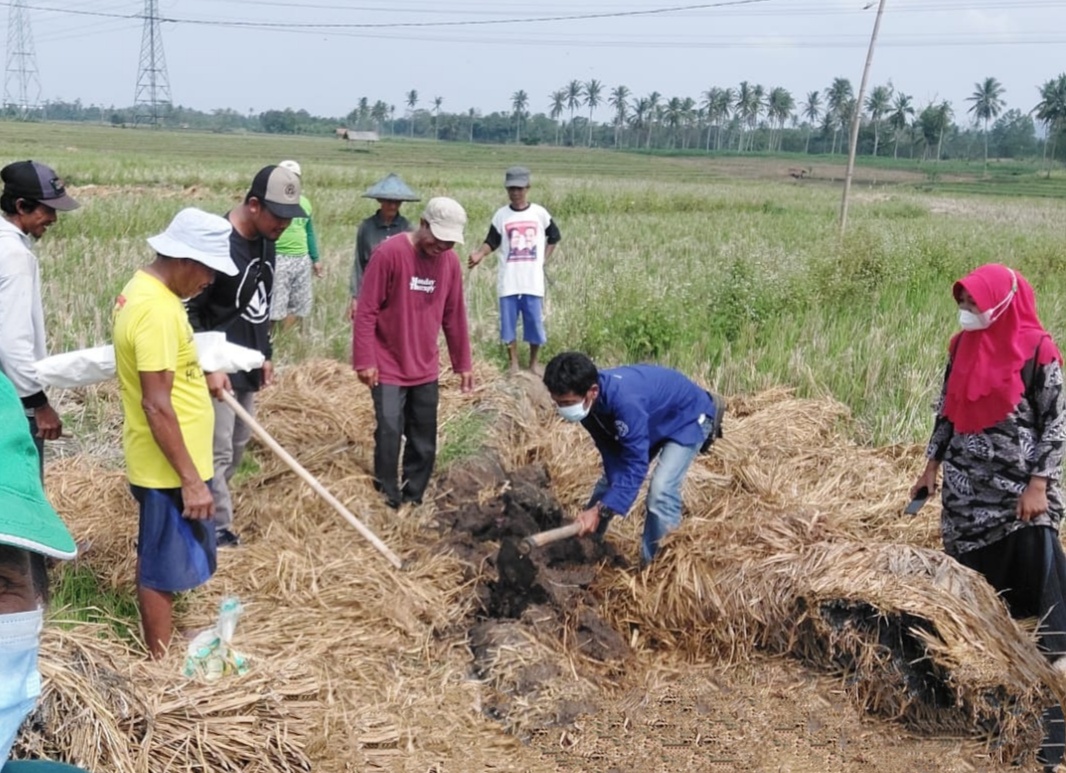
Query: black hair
543 351 599 396
0 544 50 604
0 192 42 216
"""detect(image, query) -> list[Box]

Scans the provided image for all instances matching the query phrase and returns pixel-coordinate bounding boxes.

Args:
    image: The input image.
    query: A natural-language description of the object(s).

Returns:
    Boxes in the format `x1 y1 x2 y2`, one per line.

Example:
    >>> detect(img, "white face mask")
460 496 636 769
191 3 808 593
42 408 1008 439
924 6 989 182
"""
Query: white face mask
958 269 1018 332
0 608 43 767
556 400 590 423
959 309 990 331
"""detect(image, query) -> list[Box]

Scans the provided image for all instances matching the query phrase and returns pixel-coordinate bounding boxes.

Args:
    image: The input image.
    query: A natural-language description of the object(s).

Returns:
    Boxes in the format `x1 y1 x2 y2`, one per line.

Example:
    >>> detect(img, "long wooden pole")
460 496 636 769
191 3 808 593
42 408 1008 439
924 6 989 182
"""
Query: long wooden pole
220 391 403 570
839 0 888 235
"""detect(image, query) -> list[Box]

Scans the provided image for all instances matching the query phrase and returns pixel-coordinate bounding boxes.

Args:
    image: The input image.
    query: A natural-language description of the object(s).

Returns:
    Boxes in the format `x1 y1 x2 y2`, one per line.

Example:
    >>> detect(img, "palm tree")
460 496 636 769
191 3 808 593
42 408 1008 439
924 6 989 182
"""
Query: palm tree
934 100 953 161
707 87 734 151
584 78 603 146
967 76 1006 171
511 89 529 143
405 89 418 137
645 91 661 148
432 96 443 140
629 96 650 145
356 96 370 129
825 77 854 154
734 81 764 152
865 84 893 157
609 85 630 147
888 92 914 159
681 97 697 149
766 87 794 152
370 100 388 133
664 96 684 148
801 90 821 154
467 107 477 143
1034 74 1066 177
565 80 583 145
549 89 566 146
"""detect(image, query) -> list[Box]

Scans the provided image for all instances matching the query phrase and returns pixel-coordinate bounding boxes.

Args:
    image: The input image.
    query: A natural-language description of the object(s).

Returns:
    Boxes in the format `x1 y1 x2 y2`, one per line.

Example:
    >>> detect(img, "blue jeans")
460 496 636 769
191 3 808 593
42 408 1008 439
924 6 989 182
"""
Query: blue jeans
589 417 712 564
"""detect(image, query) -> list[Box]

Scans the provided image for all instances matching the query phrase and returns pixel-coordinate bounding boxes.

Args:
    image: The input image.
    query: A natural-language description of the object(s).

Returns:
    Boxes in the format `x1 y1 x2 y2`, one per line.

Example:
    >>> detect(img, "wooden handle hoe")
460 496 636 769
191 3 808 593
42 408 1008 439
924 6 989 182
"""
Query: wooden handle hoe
219 390 403 570
518 522 583 556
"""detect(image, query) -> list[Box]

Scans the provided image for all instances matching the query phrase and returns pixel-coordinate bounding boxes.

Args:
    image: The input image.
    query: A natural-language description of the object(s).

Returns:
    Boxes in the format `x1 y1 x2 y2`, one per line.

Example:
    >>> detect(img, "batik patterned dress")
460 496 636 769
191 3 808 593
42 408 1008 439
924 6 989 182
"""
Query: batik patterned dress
927 357 1066 556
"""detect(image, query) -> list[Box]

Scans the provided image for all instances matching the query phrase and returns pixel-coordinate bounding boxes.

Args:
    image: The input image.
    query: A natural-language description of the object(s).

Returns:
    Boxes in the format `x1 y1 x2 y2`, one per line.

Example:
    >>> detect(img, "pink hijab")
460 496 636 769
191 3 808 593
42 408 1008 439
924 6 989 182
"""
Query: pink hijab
943 263 1061 433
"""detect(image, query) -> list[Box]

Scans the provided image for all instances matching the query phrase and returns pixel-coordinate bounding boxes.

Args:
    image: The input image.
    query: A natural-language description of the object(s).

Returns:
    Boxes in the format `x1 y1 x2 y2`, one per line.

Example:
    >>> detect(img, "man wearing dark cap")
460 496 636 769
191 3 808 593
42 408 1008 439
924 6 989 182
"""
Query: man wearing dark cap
0 160 80 474
353 197 474 510
186 165 306 548
468 166 561 374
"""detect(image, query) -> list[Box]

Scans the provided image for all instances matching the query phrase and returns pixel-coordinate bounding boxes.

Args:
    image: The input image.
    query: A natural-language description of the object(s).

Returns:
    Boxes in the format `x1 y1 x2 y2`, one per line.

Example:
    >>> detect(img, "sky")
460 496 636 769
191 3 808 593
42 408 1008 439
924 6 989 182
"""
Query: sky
4 0 1066 122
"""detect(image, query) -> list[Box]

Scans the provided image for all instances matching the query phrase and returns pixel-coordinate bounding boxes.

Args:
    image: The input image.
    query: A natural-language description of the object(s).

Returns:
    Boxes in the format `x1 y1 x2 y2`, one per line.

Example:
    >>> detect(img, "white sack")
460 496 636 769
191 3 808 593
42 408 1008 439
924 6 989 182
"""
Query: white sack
34 333 265 389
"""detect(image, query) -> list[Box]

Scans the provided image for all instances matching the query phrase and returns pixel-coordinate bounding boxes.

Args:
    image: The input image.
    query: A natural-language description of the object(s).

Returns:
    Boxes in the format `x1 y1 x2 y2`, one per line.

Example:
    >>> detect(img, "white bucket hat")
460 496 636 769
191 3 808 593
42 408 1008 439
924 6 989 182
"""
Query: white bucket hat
278 159 301 178
147 208 238 276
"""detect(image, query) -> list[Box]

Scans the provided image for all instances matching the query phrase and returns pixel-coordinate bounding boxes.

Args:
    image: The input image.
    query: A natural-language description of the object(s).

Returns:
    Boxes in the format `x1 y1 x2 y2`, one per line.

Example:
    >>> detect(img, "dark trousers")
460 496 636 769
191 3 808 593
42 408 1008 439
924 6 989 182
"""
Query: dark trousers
371 381 439 504
957 526 1066 767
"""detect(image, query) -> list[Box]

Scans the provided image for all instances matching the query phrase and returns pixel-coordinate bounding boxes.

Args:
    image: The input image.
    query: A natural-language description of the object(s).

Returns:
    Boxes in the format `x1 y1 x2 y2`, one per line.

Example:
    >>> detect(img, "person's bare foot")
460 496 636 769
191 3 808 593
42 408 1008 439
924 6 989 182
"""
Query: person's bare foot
528 362 544 376
508 361 520 375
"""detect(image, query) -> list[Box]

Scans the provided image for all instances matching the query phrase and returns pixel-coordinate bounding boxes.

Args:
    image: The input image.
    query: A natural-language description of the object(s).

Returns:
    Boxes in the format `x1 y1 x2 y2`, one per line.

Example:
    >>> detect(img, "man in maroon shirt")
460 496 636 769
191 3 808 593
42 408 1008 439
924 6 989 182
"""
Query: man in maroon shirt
353 197 475 509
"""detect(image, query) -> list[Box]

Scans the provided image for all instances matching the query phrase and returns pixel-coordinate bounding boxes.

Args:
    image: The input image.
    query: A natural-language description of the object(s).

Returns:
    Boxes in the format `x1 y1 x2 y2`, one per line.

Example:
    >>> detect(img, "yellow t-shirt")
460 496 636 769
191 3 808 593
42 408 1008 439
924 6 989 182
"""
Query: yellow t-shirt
113 270 214 488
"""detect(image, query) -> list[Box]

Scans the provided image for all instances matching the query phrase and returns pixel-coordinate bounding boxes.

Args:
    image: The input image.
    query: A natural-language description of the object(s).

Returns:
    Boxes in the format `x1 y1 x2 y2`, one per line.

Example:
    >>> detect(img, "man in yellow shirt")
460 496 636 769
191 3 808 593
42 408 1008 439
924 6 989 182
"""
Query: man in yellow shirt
113 208 237 659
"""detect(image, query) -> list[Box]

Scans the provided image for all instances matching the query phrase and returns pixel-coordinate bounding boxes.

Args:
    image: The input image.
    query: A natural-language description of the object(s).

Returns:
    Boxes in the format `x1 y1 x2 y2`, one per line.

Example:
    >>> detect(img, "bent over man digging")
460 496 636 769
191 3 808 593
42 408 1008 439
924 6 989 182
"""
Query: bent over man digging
114 208 238 659
352 197 474 510
543 351 725 565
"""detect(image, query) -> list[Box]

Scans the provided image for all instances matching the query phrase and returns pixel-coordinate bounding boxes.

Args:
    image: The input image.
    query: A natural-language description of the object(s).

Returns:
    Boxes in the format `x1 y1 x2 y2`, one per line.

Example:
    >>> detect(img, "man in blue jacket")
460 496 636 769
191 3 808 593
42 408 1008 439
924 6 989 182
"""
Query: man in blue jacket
542 351 724 564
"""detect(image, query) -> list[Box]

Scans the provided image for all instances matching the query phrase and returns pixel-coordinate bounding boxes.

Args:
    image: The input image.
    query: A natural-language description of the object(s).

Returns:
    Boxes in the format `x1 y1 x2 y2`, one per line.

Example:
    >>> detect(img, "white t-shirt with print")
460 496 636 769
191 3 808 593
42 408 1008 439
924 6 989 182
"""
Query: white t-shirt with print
491 203 553 297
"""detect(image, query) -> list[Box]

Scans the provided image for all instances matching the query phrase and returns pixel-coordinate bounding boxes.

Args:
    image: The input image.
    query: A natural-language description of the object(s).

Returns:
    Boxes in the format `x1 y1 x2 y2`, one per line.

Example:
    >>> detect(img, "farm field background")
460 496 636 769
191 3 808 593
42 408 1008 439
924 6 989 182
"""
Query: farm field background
8 122 1066 772
11 120 1065 446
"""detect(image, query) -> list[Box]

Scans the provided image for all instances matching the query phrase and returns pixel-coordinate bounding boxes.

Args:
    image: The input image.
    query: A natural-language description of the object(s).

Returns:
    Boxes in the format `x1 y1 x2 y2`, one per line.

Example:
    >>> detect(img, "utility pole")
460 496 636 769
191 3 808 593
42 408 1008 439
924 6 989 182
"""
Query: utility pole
133 0 172 127
839 0 888 235
4 0 42 120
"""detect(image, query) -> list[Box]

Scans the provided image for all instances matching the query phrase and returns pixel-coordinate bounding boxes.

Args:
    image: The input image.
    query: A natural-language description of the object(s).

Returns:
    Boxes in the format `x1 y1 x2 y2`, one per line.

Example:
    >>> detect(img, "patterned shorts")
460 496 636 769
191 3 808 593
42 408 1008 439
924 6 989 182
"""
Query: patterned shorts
271 254 313 319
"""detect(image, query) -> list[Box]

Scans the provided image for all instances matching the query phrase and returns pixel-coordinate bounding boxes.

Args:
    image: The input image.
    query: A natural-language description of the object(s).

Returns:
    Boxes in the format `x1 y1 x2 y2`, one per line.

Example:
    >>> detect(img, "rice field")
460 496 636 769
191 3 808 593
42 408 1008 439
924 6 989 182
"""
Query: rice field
11 121 1064 447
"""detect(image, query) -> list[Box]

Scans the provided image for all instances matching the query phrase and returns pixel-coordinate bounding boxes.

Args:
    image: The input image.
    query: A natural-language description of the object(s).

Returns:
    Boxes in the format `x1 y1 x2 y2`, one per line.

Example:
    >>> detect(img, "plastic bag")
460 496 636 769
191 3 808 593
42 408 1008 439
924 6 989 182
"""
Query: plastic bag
34 335 265 389
182 596 250 682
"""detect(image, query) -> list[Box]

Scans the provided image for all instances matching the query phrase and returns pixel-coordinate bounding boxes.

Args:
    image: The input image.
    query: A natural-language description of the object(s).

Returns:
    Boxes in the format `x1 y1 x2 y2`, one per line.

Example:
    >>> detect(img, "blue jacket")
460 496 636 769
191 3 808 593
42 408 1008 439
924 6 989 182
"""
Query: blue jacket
581 365 716 516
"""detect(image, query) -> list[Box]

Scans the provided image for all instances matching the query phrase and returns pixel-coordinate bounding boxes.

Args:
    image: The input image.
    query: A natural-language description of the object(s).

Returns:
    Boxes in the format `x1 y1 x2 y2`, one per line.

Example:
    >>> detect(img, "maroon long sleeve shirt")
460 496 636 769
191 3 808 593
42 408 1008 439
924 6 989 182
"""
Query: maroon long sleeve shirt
352 233 472 386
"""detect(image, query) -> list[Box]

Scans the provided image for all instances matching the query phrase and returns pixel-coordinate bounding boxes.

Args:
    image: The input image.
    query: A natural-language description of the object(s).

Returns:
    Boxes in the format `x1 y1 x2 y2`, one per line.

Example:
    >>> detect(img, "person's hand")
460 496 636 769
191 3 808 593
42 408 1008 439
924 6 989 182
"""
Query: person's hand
459 371 475 393
33 404 62 440
575 505 601 537
312 263 324 278
349 298 358 323
1018 477 1049 522
356 367 379 388
181 479 215 520
205 371 232 400
467 253 483 269
262 360 275 388
910 463 939 500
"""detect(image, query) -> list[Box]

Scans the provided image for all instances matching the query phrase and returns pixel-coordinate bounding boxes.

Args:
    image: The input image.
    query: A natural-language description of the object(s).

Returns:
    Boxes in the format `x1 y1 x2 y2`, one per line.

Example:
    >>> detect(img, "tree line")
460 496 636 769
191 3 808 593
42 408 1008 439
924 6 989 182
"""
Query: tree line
6 73 1066 167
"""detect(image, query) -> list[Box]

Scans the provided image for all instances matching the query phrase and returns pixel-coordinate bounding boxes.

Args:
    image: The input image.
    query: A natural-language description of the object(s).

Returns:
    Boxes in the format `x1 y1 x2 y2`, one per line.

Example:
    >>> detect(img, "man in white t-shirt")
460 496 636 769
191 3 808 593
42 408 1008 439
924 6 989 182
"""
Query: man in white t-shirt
468 166 561 373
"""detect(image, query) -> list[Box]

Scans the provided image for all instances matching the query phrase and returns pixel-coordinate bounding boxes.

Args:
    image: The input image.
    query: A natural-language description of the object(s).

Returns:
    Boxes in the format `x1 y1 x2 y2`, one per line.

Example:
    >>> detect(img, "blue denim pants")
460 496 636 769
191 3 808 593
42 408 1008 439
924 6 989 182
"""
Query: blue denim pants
589 417 712 564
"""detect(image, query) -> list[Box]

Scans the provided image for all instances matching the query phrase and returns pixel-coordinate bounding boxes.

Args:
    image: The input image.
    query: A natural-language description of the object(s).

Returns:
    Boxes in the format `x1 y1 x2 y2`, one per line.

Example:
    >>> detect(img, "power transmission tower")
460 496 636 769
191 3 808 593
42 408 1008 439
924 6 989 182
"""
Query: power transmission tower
4 0 42 120
133 0 172 127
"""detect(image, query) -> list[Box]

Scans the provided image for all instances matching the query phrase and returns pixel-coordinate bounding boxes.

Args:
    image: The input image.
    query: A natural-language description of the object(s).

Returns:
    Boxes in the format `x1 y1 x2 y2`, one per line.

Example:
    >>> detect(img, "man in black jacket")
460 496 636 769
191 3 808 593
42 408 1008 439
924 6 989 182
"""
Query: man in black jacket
186 165 306 548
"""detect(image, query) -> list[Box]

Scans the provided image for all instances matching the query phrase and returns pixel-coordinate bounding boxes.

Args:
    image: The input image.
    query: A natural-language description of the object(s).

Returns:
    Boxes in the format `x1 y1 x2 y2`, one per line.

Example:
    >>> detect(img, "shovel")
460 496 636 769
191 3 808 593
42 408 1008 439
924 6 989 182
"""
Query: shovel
219 390 403 570
517 521 582 556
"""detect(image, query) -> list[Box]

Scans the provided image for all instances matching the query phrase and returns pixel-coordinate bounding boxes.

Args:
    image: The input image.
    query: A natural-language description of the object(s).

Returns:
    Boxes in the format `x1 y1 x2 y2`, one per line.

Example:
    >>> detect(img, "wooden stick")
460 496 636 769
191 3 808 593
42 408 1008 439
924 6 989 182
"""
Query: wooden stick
219 390 403 570
519 522 582 555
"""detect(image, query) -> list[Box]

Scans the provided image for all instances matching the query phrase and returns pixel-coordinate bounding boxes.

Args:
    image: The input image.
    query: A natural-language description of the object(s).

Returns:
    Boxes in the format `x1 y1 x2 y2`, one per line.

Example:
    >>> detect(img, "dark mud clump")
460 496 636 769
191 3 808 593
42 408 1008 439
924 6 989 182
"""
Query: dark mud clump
432 453 631 729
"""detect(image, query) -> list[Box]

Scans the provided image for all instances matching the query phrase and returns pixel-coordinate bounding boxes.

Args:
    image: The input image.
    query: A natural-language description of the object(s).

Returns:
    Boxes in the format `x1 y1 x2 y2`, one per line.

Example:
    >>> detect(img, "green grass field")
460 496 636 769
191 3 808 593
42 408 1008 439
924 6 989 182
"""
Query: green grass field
7 121 1065 446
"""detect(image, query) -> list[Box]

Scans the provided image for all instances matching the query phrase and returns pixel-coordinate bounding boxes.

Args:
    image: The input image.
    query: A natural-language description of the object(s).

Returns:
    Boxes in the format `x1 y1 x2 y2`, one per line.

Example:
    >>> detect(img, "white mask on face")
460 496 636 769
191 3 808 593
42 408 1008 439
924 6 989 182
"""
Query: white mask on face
959 309 990 331
0 608 43 767
556 400 590 423
958 269 1018 332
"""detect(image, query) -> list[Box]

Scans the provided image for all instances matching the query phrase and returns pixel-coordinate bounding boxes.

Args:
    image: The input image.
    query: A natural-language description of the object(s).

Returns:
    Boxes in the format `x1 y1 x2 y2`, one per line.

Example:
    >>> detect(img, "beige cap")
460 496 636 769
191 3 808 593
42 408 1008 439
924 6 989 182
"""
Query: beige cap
249 165 307 219
422 197 466 244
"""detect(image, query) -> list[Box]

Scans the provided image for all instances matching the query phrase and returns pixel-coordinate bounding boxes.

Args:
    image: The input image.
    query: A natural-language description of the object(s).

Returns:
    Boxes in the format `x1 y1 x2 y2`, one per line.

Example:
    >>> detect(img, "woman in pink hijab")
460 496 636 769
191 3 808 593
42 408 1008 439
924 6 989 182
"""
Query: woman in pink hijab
912 263 1066 767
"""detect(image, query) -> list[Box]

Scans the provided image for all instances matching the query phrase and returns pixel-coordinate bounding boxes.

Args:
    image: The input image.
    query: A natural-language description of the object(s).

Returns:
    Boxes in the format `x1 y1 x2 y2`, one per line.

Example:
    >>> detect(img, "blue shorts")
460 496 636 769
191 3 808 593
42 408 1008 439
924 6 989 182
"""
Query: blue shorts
499 294 547 345
132 484 217 593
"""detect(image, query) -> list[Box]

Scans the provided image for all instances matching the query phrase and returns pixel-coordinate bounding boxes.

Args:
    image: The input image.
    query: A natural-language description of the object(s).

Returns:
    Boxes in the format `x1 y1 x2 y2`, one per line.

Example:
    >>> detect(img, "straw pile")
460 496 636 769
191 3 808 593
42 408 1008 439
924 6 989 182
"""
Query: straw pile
18 357 1060 769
